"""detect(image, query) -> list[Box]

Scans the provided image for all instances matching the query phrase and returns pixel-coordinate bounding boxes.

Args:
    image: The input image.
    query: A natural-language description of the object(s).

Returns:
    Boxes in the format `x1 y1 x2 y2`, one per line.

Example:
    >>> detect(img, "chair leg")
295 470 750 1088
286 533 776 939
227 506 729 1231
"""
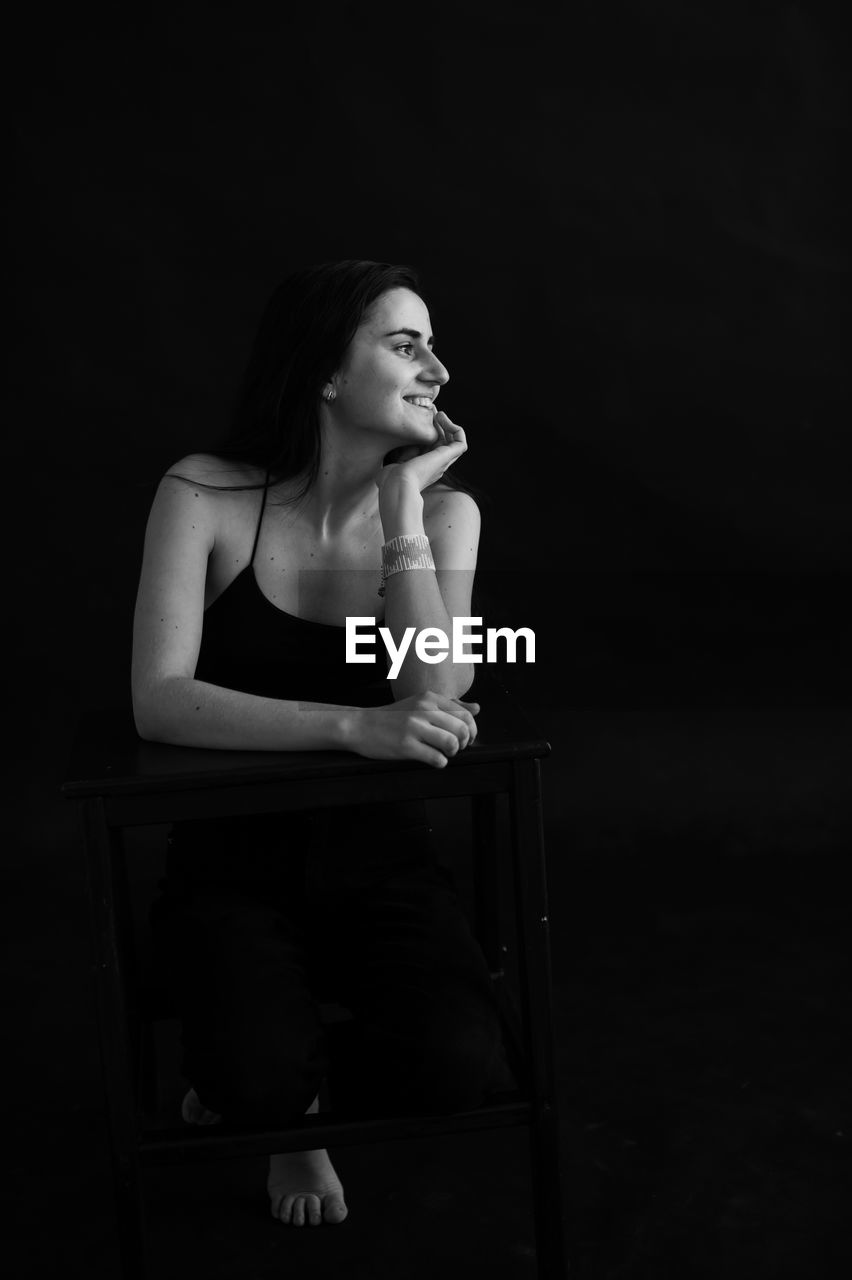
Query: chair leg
471 793 502 973
527 1104 568 1279
138 1018 159 1124
491 975 530 1094
509 760 569 1279
81 799 149 1279
111 1150 148 1280
473 793 529 1093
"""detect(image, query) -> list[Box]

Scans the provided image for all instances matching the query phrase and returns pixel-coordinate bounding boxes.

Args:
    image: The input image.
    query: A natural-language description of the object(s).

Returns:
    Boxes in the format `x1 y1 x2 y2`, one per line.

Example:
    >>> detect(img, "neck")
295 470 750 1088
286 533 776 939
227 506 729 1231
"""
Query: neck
289 435 385 542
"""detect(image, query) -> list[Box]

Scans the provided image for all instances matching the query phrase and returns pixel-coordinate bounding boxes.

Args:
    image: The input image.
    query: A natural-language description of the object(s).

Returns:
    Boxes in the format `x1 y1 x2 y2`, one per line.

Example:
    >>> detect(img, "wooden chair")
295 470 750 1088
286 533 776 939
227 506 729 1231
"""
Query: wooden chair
62 675 567 1278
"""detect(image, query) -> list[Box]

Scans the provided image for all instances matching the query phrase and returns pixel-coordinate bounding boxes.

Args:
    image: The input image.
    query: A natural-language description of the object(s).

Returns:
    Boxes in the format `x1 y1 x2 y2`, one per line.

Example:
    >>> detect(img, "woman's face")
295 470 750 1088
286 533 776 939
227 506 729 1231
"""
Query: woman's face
330 288 449 445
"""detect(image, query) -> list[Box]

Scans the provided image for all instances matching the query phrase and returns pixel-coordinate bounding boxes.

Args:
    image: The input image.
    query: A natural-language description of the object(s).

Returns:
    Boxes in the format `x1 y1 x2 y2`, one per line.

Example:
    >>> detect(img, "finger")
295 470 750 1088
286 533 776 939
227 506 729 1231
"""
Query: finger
405 737 450 769
427 707 475 748
446 425 467 448
428 425 462 453
446 698 479 742
439 695 480 722
431 700 478 740
435 410 465 438
437 433 467 460
435 440 467 474
421 723 466 758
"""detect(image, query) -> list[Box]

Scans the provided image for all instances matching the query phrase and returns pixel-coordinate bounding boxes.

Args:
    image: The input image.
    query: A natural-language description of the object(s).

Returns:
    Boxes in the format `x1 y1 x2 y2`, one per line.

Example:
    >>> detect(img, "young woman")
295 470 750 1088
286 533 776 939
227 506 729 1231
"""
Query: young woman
132 260 506 1228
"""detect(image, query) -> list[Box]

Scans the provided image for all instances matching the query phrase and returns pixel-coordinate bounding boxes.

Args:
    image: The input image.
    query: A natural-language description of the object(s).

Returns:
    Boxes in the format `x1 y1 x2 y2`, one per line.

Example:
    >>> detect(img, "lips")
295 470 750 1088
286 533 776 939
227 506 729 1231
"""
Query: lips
403 396 435 410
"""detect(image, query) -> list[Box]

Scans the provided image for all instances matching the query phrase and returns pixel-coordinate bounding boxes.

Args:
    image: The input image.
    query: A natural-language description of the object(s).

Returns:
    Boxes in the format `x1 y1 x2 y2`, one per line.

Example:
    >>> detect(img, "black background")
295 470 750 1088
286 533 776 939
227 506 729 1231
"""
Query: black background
10 3 851 749
8 3 852 1276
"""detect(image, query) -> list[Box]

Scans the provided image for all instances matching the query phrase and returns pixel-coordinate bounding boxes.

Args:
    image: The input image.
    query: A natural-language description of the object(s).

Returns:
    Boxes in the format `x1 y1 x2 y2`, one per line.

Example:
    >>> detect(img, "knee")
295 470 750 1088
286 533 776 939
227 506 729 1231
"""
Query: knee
385 1007 504 1115
192 1033 326 1126
424 1018 503 1113
223 1058 321 1126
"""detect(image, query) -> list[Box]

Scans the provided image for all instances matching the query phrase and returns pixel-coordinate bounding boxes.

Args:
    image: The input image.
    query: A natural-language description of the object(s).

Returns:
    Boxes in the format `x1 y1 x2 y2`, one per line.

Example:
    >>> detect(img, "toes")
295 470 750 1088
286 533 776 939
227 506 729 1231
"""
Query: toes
324 1192 348 1224
272 1194 294 1224
271 1189 348 1226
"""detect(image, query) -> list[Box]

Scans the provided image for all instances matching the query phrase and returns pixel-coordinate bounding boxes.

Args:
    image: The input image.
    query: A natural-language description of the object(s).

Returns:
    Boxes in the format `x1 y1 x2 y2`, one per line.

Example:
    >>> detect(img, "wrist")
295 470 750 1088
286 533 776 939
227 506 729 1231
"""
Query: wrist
337 705 365 752
379 532 435 598
379 476 424 535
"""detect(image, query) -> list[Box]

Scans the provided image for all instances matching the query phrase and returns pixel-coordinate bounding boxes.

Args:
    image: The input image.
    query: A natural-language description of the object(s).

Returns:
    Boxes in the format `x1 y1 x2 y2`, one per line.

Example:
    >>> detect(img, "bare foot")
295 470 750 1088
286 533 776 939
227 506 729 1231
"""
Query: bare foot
267 1096 348 1226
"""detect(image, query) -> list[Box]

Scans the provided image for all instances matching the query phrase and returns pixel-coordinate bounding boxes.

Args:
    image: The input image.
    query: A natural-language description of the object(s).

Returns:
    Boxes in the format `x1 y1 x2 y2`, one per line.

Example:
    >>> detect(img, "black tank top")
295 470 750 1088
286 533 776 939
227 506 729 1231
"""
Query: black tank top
193 477 392 708
167 476 434 896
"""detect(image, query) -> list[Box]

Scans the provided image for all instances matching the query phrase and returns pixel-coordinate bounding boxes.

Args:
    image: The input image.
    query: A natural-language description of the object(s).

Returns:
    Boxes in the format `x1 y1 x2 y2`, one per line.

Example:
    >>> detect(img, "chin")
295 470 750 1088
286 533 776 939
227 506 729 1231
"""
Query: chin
389 419 439 445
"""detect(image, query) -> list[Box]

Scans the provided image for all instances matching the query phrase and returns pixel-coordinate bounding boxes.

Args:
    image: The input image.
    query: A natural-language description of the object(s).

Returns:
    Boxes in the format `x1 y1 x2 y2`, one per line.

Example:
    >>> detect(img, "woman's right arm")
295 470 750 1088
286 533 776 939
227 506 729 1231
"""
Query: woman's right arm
131 470 478 764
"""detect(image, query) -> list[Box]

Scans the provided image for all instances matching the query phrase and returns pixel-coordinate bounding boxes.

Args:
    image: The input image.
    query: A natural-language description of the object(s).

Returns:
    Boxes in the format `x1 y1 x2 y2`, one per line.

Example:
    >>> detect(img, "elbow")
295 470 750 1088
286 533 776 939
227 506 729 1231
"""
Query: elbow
132 694 158 742
451 666 476 701
134 714 161 743
456 666 476 699
132 678 173 742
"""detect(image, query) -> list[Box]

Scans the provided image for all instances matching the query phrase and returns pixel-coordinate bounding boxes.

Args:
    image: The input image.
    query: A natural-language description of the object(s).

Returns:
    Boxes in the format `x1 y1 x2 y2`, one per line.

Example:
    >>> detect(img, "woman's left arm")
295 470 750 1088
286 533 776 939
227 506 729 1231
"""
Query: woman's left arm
378 412 480 701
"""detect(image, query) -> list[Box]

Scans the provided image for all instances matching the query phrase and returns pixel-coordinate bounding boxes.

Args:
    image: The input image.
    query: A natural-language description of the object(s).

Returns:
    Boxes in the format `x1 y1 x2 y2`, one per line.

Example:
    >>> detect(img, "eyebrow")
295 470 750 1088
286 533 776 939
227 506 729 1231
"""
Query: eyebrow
383 328 435 348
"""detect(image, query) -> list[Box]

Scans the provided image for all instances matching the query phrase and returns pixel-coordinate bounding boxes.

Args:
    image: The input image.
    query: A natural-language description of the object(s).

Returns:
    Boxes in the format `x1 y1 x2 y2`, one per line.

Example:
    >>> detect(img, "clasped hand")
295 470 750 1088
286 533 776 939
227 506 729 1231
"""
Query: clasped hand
354 690 479 769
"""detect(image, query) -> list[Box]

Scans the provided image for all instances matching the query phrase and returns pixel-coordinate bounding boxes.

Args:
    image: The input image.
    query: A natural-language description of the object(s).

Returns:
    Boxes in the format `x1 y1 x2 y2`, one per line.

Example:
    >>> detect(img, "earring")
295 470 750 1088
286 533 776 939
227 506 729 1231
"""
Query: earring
324 388 336 403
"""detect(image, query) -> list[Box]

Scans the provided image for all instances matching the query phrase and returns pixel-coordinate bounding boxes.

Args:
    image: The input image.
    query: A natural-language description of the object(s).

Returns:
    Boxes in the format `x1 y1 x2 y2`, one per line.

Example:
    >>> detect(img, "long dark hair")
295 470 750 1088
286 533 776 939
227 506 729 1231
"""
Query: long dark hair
196 259 480 504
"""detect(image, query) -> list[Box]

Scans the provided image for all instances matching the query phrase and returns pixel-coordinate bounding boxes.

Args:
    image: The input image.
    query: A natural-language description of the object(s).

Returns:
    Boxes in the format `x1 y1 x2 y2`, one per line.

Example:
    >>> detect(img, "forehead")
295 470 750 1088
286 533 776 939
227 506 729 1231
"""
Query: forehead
361 287 430 335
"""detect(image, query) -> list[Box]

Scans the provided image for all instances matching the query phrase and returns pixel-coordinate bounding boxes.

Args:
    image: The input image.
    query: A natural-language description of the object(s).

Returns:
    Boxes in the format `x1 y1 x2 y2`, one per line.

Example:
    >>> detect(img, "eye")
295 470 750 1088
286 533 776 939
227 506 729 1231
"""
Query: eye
395 343 414 355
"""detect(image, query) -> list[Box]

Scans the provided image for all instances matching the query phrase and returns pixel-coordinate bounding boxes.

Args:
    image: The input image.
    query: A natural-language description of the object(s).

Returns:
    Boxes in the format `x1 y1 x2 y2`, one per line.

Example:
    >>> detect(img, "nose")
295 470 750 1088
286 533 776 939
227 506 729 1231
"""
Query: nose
421 351 449 388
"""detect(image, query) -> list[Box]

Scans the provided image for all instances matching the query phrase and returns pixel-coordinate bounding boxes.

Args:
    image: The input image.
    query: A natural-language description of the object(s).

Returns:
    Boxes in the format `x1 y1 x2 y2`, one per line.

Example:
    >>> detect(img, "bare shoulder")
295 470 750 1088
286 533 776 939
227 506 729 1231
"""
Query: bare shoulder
423 485 481 572
162 453 265 494
155 453 263 520
423 483 481 530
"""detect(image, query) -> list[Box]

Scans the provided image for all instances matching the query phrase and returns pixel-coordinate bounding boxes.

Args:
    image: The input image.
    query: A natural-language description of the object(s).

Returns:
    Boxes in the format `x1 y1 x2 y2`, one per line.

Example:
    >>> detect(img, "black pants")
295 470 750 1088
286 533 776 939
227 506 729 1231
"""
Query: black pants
150 804 507 1127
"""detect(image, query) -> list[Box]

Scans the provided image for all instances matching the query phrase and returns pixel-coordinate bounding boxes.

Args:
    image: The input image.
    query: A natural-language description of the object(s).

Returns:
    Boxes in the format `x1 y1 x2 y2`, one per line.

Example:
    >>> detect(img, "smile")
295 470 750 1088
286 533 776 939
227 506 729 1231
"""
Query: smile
403 396 435 411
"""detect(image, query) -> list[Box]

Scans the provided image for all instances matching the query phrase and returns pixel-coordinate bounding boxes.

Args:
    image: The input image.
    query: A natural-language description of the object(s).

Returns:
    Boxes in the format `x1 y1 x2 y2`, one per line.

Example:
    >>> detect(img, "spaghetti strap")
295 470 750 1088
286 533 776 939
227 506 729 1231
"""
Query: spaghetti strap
249 471 271 566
